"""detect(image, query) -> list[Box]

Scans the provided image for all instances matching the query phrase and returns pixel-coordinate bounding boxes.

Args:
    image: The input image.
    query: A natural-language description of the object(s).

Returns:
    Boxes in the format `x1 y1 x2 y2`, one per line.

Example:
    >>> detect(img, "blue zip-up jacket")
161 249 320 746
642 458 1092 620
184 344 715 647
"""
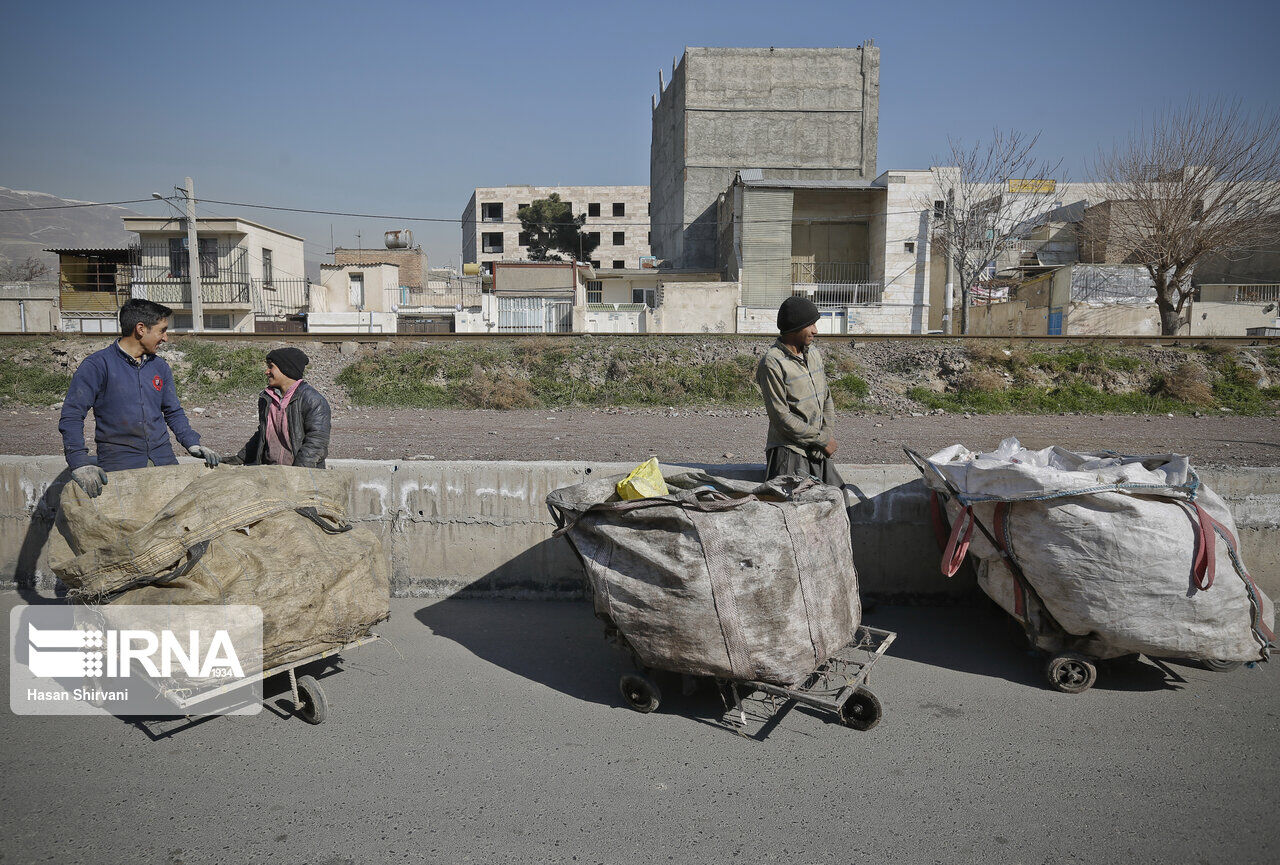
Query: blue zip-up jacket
59 342 201 472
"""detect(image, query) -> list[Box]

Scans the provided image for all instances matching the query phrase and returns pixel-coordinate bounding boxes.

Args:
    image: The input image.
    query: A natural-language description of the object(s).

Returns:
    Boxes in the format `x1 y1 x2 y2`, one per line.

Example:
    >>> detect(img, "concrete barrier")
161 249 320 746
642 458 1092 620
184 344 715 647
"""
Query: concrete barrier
3 456 1279 603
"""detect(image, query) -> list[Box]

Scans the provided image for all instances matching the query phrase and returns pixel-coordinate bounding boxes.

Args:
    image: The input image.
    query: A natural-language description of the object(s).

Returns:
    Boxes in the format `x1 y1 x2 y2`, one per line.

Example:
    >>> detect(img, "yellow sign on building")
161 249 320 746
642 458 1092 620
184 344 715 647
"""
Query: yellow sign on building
1008 178 1057 194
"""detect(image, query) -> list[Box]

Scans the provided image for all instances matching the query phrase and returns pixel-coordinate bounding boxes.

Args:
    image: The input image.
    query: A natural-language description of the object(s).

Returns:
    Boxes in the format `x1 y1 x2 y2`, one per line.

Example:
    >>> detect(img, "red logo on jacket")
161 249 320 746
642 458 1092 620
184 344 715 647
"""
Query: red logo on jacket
152 375 163 392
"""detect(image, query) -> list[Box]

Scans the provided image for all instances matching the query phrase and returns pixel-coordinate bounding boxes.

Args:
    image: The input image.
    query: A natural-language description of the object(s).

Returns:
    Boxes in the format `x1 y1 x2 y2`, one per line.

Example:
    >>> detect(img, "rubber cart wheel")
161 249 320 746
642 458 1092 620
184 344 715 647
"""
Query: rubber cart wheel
619 673 661 713
1202 659 1243 672
838 687 882 731
295 674 328 725
1045 652 1097 694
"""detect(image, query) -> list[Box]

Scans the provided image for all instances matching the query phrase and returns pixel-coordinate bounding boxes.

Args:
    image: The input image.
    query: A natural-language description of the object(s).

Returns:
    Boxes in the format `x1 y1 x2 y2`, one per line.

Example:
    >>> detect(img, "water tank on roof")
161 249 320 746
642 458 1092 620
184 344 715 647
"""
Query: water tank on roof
384 229 413 249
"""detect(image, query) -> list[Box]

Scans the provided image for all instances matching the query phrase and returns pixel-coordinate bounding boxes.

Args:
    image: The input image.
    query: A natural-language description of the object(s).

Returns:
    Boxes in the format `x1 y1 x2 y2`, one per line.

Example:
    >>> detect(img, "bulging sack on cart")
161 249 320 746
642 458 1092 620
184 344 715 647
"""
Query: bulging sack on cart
915 438 1274 663
50 465 391 672
547 470 860 686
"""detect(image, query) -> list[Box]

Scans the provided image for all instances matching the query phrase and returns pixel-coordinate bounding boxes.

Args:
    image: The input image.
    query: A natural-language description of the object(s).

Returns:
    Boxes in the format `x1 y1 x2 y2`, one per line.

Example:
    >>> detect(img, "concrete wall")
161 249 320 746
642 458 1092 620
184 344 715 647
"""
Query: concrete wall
6 457 1279 608
652 46 880 269
651 281 738 333
1188 301 1280 336
307 311 398 334
0 283 59 332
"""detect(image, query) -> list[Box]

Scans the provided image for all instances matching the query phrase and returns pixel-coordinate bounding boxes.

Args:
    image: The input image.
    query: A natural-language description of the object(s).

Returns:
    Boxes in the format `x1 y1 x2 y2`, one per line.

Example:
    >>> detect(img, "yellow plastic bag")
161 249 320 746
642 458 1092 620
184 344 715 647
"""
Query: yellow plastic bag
616 457 670 500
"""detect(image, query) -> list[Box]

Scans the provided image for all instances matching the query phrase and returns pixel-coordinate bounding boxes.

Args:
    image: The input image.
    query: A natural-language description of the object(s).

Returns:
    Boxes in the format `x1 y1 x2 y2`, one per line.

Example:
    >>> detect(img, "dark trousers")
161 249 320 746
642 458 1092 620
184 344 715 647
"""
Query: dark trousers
765 446 845 487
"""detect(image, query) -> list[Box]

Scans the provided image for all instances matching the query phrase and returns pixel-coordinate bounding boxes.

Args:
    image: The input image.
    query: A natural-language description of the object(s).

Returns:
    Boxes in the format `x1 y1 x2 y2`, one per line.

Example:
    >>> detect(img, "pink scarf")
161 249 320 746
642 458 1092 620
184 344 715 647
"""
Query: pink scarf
264 379 302 466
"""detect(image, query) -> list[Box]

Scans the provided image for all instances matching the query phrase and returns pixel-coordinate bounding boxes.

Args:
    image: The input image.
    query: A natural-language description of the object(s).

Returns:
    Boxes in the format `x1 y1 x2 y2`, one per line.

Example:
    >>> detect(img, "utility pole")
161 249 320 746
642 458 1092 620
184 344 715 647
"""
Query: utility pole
183 177 204 332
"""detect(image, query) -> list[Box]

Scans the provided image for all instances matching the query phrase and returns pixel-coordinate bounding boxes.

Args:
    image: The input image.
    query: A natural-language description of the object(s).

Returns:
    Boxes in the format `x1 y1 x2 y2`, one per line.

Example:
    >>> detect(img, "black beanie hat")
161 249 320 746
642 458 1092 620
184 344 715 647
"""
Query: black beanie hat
777 296 821 334
266 347 308 380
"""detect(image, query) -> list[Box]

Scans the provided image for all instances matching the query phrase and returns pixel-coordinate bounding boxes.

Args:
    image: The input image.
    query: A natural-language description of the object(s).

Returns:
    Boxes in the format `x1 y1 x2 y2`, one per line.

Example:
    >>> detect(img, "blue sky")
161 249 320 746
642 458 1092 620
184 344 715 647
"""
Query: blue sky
2 0 1277 271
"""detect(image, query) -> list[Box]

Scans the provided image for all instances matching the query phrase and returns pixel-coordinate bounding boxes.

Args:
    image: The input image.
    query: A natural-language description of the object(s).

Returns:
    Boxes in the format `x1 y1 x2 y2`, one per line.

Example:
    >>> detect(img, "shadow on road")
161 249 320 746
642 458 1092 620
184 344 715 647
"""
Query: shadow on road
863 601 1182 693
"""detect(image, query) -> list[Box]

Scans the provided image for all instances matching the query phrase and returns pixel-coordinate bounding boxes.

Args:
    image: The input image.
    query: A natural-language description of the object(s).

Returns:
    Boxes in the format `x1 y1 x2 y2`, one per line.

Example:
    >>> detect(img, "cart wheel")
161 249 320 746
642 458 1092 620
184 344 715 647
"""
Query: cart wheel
619 673 661 713
1045 652 1097 694
838 687 882 731
1202 659 1243 672
294 675 328 725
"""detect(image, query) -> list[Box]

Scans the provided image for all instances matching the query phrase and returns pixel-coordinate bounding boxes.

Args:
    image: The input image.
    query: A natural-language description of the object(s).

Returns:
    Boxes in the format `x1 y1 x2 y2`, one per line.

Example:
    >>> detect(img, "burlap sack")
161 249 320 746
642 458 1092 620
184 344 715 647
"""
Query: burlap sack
51 465 390 671
917 439 1274 662
548 471 860 686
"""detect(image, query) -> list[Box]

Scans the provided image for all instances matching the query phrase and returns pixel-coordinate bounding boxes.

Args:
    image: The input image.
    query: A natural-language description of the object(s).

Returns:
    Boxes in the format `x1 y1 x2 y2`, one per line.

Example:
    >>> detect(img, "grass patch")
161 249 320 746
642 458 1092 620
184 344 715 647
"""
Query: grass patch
173 340 267 401
830 372 870 410
909 382 1185 415
337 342 765 409
0 359 71 406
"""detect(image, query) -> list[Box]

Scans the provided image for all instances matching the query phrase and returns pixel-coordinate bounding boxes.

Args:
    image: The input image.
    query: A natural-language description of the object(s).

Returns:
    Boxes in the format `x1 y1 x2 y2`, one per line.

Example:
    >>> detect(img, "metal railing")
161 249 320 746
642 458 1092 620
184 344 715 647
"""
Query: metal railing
397 282 484 309
1226 284 1280 302
791 261 872 285
131 281 253 306
790 283 884 306
252 278 309 316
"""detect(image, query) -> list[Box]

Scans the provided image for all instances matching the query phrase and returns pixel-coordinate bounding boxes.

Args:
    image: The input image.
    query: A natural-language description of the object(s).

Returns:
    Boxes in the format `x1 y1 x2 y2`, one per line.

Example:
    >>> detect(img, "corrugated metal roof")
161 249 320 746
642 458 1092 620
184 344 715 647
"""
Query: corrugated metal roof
45 247 132 258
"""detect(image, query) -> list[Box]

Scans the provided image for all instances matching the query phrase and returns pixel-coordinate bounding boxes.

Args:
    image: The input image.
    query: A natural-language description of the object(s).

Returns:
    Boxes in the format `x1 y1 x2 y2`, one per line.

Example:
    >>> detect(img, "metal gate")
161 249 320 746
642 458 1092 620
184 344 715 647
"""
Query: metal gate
497 296 572 333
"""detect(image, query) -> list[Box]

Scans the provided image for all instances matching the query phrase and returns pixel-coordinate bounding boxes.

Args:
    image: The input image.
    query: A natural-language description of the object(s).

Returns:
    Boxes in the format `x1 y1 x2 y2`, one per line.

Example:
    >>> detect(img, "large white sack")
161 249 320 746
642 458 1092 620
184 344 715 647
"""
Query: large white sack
919 438 1273 662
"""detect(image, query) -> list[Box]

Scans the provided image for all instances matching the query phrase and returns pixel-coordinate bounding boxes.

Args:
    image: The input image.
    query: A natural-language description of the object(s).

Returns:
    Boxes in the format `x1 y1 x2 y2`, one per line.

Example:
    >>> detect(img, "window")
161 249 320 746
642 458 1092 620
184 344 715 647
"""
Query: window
612 203 625 217
903 241 915 254
262 248 273 285
168 237 187 278
612 231 625 246
647 203 651 215
612 260 625 269
590 260 601 269
587 231 600 247
168 237 217 278
204 313 231 330
517 202 529 212
562 202 572 212
933 200 946 221
482 232 504 254
587 280 602 303
198 238 217 279
647 231 651 244
518 231 531 246
588 203 601 217
349 273 365 309
632 287 655 307
171 313 193 330
481 202 503 222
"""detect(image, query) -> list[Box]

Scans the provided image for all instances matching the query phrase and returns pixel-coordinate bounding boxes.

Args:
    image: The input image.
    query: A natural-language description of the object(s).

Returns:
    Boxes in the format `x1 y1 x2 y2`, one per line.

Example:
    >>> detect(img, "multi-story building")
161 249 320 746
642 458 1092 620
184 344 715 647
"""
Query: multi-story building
461 185 651 272
651 45 880 270
121 216 307 332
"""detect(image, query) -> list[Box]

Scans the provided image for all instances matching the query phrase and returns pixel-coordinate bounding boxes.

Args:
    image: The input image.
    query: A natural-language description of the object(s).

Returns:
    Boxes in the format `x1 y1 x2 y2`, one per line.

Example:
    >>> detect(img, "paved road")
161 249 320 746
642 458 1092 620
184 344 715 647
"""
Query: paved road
2 594 1276 864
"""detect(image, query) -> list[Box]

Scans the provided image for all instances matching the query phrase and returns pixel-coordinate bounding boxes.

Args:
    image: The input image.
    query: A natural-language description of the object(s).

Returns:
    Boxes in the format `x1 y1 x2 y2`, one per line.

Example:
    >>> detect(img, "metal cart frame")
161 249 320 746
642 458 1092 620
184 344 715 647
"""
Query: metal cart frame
616 625 897 738
140 634 380 726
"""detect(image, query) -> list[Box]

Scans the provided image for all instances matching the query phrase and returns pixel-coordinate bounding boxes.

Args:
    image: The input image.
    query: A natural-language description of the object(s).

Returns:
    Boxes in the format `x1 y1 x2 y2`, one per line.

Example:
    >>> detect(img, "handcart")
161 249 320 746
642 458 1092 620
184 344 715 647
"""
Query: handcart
132 634 381 726
615 624 896 737
905 445 1104 694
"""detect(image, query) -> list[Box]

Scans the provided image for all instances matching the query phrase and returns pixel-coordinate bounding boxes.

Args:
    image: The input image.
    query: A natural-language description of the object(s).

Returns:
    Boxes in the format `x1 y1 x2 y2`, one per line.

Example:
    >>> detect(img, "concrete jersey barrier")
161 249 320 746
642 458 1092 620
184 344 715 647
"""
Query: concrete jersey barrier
3 456 1279 603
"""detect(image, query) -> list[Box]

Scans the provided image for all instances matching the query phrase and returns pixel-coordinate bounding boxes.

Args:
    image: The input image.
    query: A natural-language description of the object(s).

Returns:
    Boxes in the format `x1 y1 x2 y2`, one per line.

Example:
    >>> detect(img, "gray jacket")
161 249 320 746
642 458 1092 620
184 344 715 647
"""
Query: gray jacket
237 380 331 468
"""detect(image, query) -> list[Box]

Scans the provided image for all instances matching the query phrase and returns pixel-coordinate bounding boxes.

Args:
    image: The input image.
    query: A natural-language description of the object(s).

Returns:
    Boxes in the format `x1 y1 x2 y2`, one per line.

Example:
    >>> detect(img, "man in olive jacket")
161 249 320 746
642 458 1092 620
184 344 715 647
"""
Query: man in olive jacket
233 347 331 468
755 296 844 486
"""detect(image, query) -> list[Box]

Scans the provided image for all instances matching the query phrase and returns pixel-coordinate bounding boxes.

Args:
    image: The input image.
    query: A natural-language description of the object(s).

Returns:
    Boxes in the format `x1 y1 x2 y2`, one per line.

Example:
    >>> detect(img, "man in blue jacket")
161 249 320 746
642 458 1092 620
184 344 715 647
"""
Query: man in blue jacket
59 298 220 497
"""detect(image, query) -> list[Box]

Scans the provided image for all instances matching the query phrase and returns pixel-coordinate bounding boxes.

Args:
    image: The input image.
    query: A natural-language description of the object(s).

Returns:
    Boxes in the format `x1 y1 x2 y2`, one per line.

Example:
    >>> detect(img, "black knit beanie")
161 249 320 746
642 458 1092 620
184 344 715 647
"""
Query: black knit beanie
777 296 821 334
266 347 308 380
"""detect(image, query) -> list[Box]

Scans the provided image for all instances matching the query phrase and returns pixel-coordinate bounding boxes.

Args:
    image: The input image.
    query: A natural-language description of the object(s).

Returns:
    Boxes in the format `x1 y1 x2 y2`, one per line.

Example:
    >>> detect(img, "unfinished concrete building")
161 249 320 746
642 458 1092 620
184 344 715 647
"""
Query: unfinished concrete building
650 45 880 270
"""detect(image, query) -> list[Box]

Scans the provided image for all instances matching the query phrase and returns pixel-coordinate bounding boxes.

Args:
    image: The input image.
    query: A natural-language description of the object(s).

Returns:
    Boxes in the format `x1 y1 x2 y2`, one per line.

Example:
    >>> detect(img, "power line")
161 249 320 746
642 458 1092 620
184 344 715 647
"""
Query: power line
0 198 156 212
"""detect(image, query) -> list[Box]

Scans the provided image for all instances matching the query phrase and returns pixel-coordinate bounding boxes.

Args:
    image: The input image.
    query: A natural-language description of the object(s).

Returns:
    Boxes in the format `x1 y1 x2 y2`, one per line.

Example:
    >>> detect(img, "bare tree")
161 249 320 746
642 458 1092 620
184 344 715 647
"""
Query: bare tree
1088 100 1280 335
926 130 1064 333
0 255 51 282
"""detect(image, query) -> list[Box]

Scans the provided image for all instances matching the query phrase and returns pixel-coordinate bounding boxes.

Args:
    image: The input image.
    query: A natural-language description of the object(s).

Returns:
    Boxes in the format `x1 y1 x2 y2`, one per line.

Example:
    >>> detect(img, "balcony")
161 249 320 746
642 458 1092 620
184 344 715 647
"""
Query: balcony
131 281 252 307
791 283 884 306
791 261 872 285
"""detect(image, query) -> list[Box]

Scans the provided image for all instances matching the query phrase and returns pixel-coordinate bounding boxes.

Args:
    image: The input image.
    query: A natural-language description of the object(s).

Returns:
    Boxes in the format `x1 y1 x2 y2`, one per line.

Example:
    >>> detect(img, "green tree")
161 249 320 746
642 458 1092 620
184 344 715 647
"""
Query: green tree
517 194 599 262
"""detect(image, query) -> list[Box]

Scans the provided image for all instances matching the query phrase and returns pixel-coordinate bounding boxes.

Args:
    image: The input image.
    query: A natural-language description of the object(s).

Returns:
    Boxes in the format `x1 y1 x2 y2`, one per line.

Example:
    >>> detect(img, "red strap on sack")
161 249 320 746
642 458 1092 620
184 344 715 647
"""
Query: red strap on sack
940 505 975 578
1190 502 1222 591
